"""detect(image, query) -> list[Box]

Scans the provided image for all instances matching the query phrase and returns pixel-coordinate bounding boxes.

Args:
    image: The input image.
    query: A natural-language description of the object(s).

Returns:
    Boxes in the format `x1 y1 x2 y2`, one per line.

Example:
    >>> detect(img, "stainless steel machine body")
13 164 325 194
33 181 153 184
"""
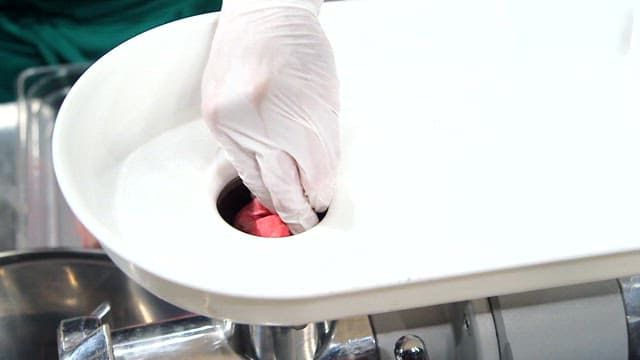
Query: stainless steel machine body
54 272 638 360
58 305 378 360
0 249 635 359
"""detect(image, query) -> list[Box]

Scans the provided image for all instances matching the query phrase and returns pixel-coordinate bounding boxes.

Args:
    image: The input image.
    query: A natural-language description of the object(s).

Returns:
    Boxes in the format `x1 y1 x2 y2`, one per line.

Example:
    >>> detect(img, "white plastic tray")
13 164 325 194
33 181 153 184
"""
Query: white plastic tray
53 0 640 325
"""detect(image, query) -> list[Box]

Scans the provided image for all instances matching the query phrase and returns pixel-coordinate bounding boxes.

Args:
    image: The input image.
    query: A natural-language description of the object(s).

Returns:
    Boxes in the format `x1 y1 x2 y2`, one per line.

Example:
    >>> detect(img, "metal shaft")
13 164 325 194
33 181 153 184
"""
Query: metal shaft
58 303 378 360
111 316 242 360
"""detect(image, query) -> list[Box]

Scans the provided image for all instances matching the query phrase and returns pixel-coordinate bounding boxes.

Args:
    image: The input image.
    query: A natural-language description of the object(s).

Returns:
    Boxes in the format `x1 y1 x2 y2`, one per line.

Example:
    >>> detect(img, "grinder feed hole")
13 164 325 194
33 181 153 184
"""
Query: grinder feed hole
216 178 326 237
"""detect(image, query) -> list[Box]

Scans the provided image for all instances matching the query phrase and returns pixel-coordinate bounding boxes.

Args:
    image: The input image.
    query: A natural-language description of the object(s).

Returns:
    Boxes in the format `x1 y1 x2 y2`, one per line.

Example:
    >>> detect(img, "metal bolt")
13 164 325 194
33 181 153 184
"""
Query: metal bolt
394 335 429 360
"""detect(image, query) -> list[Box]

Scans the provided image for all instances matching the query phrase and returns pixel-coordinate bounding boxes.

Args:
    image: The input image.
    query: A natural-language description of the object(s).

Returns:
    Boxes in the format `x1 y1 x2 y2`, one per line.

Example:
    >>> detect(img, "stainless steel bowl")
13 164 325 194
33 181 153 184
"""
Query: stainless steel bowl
0 250 190 359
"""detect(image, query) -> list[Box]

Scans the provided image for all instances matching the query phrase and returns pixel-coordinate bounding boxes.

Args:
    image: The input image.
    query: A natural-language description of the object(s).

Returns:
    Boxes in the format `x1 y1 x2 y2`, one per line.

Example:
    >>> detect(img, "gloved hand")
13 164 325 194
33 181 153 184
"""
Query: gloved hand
201 0 339 234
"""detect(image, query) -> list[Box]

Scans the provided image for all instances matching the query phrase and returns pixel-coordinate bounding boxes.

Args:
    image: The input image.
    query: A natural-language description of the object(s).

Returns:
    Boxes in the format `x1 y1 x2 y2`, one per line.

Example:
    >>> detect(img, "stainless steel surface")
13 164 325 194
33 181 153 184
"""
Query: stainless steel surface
60 305 244 360
0 103 18 250
59 307 377 360
315 316 378 360
61 324 114 360
58 301 245 360
58 302 115 360
0 250 189 359
113 316 242 360
58 313 114 360
394 335 429 360
372 300 499 360
92 302 112 322
43 267 640 360
16 64 89 249
487 297 512 360
0 64 89 252
249 321 331 360
495 280 628 360
619 276 640 359
449 301 498 360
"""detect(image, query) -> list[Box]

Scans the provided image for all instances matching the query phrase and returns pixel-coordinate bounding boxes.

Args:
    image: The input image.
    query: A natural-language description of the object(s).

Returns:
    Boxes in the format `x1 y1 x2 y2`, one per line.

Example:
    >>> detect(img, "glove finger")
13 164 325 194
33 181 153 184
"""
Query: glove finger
263 19 339 212
202 70 277 213
258 75 339 214
289 91 339 214
256 149 318 234
214 130 276 213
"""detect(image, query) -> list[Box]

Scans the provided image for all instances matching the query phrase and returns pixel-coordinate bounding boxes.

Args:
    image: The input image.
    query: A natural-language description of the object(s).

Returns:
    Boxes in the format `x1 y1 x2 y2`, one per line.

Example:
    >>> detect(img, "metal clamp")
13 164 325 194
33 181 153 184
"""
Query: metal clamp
58 302 114 360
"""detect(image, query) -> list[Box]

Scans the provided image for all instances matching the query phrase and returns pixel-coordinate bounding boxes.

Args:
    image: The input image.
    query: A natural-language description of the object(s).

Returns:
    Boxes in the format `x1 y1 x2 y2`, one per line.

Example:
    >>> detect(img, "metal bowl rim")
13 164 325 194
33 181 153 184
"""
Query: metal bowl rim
0 248 108 266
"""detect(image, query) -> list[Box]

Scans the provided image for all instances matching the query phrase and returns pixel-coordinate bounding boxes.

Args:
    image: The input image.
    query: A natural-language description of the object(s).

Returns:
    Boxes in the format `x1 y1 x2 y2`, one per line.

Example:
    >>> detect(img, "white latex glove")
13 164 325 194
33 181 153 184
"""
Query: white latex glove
201 0 339 234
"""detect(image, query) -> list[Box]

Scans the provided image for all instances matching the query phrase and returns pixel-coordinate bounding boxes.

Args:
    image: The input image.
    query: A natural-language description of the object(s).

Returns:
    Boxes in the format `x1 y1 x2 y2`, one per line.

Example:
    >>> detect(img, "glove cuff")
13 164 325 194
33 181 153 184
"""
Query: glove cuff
222 0 323 16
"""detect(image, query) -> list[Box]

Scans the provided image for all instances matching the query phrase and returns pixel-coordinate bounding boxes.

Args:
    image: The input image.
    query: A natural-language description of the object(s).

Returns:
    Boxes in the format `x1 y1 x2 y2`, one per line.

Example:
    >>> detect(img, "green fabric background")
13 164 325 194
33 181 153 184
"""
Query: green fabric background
0 0 222 102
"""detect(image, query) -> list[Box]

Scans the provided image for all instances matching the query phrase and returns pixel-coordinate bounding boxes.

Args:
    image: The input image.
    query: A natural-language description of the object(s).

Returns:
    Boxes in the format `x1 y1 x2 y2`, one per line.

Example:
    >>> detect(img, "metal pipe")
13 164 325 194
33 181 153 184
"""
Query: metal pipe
248 321 332 360
111 316 242 360
59 302 378 360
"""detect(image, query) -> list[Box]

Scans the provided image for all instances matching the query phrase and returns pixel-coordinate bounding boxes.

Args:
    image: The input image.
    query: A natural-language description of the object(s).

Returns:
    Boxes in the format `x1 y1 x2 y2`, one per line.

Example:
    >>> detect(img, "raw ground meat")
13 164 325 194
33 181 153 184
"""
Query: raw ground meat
233 198 291 237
